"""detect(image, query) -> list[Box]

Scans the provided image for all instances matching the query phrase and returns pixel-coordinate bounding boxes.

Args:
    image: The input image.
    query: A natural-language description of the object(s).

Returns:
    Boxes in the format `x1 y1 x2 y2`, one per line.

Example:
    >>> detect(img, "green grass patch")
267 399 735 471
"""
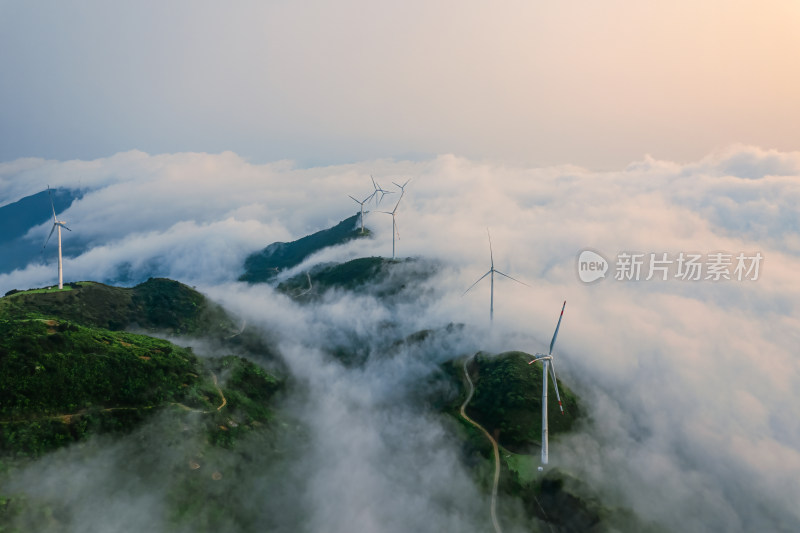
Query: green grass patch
5 286 74 297
0 278 237 336
503 450 540 486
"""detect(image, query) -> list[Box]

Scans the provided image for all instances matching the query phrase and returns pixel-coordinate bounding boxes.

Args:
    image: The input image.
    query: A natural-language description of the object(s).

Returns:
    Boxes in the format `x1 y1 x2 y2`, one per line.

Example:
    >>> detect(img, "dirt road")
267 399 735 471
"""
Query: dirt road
460 356 503 533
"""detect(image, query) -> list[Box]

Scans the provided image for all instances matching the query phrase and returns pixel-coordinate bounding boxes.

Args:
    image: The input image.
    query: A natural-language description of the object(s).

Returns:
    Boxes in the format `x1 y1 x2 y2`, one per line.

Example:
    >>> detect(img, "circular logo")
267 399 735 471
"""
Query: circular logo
577 249 609 283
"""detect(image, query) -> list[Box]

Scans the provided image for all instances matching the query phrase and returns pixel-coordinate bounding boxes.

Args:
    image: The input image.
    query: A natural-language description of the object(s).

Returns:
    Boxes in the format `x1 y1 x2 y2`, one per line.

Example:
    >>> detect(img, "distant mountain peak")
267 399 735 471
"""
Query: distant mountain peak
239 213 366 283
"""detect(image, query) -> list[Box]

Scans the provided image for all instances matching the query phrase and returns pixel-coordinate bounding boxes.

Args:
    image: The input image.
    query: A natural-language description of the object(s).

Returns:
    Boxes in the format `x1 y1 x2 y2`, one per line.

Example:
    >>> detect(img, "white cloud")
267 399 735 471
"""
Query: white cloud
2 145 800 531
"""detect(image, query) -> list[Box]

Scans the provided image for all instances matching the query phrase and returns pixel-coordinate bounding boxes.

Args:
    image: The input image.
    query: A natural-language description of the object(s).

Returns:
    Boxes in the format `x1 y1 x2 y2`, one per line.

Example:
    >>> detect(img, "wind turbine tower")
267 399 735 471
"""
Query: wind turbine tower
379 189 404 259
463 229 529 321
528 301 567 468
43 186 72 290
348 194 371 233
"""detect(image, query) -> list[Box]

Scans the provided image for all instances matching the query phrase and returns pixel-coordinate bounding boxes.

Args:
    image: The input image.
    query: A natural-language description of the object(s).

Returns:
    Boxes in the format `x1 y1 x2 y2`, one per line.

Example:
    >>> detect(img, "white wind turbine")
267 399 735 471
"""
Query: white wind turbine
379 189 405 259
371 175 394 205
348 193 372 233
42 185 72 290
528 300 567 468
463 229 529 322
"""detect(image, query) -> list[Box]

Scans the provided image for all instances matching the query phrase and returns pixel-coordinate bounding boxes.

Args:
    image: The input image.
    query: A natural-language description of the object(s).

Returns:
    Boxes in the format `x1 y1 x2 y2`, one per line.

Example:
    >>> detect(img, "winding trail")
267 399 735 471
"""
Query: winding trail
173 372 227 413
297 272 313 296
210 372 227 411
460 356 503 533
226 319 247 339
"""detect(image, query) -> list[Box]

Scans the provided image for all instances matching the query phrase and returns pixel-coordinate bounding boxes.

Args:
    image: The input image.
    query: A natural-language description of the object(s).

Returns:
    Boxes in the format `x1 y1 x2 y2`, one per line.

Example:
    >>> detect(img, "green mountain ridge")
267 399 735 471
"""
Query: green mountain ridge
0 319 277 456
465 351 581 452
2 279 284 375
0 240 653 532
0 278 291 532
277 256 438 301
0 280 284 459
2 278 236 336
439 351 662 533
239 213 367 283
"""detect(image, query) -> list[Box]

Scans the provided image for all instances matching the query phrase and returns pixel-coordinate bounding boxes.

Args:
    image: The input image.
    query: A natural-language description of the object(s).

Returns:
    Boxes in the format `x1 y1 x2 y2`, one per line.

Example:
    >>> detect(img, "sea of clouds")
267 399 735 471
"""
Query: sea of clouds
1 145 799 532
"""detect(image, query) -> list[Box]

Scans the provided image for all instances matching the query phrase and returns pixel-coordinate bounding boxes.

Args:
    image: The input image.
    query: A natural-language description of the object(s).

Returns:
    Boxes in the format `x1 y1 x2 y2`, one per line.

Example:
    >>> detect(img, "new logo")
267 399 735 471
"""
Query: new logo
577 249 609 283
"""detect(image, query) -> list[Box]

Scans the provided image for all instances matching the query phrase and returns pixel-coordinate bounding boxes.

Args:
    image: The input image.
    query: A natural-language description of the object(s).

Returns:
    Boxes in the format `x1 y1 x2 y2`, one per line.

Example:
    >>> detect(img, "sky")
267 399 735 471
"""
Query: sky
2 2 800 532
1 0 799 168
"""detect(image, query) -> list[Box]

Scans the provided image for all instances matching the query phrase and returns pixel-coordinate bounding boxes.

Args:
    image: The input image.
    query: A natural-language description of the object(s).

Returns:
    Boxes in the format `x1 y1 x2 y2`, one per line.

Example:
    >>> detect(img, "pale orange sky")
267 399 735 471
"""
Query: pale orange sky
1 0 798 168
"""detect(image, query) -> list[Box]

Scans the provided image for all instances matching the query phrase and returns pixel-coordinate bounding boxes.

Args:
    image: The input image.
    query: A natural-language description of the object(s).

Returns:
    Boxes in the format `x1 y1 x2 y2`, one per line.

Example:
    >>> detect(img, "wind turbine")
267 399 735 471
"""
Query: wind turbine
379 189 404 259
42 185 72 290
528 300 567 468
348 193 372 233
371 175 394 205
463 229 529 321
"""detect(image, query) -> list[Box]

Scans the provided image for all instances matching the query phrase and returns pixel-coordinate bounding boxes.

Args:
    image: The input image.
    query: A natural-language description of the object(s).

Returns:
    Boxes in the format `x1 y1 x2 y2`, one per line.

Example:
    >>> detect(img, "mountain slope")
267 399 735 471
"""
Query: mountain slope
0 276 284 459
0 278 287 531
2 278 236 336
239 213 365 283
464 351 581 452
0 313 281 458
277 256 438 301
440 352 663 533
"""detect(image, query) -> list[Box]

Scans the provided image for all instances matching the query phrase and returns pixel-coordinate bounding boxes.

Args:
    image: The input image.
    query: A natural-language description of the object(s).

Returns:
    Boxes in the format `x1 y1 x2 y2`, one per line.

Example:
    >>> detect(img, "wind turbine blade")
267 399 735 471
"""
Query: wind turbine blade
369 177 382 205
549 358 565 414
463 270 492 295
48 185 57 220
487 228 494 268
394 218 400 240
549 300 566 355
60 224 72 232
348 194 362 204
44 224 56 248
494 270 531 287
392 178 411 190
